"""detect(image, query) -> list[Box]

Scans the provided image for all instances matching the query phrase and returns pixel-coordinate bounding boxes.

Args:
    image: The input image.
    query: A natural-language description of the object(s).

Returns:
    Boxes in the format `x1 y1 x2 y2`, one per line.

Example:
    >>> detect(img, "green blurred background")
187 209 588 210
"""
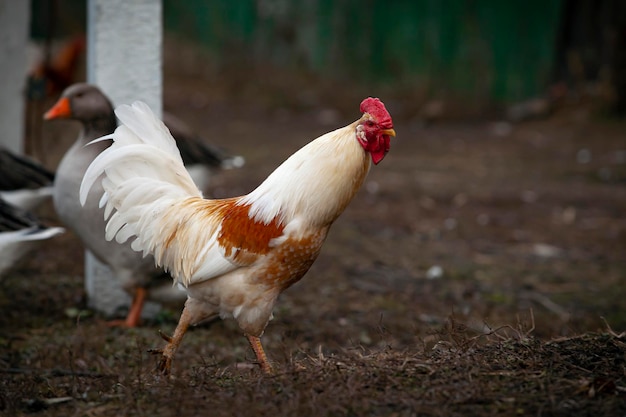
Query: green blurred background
29 0 626 114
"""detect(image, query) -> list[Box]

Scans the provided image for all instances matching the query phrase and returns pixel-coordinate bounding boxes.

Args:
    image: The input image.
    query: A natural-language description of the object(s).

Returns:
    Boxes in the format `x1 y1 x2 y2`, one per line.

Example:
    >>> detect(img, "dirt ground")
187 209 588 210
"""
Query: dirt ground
1 38 625 416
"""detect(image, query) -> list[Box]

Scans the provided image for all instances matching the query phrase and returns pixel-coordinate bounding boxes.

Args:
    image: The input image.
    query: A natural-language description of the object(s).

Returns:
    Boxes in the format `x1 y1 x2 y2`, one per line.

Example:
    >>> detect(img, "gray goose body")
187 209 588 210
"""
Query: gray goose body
47 83 245 325
47 84 183 325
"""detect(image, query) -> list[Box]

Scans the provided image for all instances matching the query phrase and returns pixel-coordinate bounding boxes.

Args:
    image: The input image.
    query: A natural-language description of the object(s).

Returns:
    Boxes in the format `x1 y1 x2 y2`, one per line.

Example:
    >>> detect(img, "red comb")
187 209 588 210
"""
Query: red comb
360 97 393 128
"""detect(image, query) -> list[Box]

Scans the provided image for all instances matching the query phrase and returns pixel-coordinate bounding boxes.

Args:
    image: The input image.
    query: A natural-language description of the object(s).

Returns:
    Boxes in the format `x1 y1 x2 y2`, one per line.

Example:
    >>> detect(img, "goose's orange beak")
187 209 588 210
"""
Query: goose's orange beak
44 97 71 120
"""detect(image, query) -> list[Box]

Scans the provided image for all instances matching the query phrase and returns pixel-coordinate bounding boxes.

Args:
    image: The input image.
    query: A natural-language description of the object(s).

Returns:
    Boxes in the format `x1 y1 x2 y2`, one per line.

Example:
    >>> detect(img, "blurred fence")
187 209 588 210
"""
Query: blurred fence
164 0 563 103
30 0 565 104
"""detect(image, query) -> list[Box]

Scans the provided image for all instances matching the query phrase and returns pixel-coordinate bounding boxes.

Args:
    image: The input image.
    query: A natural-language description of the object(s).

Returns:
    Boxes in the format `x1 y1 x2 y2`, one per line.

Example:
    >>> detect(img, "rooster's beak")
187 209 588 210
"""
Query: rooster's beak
381 128 396 137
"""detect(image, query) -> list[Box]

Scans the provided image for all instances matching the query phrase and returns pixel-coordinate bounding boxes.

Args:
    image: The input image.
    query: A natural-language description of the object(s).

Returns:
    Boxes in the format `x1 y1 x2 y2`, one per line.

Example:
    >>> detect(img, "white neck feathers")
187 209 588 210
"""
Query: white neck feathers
240 121 370 228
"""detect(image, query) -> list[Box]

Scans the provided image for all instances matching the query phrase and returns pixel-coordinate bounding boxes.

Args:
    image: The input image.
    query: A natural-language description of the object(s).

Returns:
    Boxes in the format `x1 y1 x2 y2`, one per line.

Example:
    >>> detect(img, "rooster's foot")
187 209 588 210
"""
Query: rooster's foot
147 348 172 375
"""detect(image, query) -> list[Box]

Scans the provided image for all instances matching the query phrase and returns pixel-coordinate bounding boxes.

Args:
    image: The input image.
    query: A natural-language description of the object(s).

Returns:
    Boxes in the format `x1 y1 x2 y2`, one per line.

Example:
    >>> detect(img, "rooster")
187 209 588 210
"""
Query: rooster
80 98 395 374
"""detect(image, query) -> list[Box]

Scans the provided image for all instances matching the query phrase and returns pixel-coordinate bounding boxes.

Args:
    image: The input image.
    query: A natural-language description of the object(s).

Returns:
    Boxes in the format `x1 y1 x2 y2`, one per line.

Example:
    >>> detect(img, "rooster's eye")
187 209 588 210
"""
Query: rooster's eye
366 121 375 127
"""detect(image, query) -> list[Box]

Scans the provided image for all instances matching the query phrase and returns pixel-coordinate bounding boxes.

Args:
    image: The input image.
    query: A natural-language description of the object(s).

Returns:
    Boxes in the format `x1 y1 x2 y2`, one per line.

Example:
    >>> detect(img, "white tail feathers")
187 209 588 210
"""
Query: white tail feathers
80 101 200 205
79 101 203 259
114 102 180 155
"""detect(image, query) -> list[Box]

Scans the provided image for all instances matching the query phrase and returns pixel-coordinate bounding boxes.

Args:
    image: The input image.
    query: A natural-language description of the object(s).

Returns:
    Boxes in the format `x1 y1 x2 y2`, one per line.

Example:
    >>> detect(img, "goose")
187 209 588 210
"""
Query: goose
44 83 244 326
0 147 55 211
0 198 64 280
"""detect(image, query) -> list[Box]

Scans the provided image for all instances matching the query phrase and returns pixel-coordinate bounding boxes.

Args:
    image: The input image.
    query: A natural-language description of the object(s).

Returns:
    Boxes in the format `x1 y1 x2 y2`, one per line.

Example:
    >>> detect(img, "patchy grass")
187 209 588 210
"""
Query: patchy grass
1 315 625 416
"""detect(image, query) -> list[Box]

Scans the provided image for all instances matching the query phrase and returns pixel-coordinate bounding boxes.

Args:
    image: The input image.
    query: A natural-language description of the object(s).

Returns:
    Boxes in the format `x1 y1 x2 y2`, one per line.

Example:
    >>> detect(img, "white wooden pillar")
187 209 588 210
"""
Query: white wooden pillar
0 0 30 153
86 0 162 317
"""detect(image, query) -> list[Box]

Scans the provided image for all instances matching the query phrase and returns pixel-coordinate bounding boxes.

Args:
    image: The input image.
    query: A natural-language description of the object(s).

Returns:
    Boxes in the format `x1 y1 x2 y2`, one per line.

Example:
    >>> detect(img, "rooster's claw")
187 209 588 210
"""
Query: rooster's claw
147 348 172 375
158 330 173 343
157 356 172 375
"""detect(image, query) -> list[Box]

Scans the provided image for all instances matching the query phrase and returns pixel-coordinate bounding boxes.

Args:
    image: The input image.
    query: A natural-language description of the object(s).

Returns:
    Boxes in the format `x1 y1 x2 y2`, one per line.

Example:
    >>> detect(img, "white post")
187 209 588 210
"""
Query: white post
86 0 162 318
0 0 30 153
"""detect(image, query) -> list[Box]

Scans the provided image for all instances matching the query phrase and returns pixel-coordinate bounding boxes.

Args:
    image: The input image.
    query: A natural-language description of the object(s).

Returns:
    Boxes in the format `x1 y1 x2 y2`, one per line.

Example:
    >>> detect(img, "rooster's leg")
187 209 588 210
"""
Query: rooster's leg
106 287 146 328
246 334 273 374
152 305 192 375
